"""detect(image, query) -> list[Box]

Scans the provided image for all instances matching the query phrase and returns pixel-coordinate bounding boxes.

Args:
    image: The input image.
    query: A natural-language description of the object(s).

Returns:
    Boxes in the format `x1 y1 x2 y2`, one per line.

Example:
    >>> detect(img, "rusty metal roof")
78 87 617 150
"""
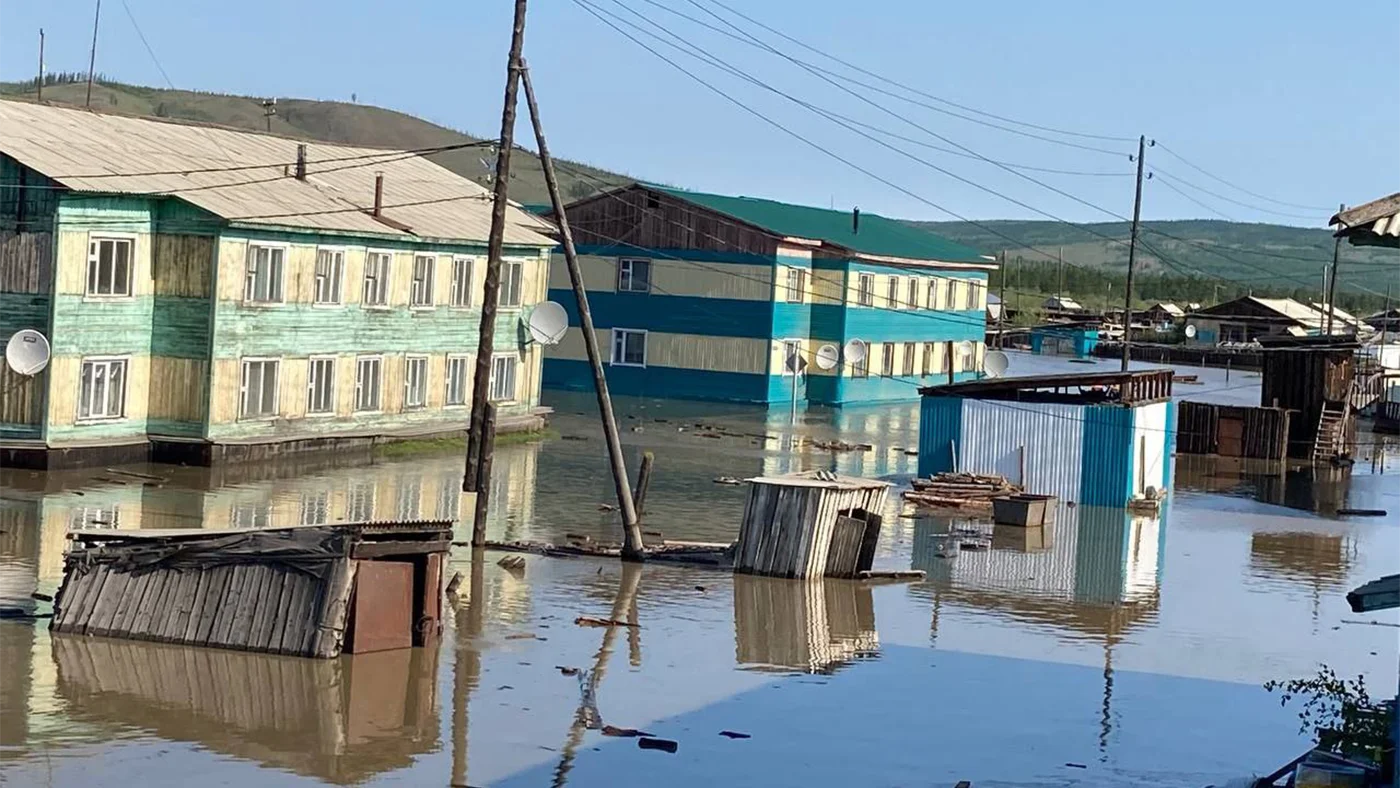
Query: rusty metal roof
0 99 554 248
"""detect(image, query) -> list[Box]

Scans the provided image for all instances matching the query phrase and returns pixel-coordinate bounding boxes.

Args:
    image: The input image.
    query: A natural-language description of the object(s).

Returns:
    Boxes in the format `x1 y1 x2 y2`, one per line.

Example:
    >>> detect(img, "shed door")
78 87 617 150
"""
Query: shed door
1218 416 1244 457
347 561 414 654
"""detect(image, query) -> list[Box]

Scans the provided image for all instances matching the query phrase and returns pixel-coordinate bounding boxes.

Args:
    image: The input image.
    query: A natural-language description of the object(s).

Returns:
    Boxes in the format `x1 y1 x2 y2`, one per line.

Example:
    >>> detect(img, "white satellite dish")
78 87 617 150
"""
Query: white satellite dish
956 340 975 357
984 350 1009 378
814 343 839 371
1184 324 1198 339
525 302 568 345
842 338 867 365
5 330 50 376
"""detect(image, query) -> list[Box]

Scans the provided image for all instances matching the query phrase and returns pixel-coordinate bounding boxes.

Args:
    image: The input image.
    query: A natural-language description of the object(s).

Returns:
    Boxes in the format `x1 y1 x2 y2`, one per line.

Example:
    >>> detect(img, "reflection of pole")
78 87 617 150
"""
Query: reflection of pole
790 366 799 425
450 548 487 788
522 64 643 560
1099 636 1115 756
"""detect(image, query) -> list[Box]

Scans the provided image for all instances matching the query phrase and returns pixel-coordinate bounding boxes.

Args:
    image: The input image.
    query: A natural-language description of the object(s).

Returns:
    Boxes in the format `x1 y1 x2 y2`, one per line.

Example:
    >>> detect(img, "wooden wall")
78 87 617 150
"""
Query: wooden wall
564 186 779 256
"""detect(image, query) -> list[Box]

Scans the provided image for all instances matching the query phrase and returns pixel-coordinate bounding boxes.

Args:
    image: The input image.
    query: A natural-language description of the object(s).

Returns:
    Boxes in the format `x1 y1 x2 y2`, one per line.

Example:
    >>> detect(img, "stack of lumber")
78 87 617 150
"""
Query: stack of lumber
903 472 1021 510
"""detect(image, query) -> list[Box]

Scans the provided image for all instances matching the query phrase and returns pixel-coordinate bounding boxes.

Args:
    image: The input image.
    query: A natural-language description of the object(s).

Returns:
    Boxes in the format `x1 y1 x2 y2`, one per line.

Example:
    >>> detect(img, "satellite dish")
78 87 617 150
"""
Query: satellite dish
525 302 568 345
1184 324 1198 339
5 330 50 376
814 343 839 371
956 340 974 357
984 350 1009 378
842 339 867 364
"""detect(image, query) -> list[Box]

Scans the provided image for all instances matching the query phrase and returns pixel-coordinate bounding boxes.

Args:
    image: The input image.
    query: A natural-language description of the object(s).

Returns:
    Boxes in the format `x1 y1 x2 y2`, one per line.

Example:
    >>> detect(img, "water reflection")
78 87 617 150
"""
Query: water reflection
733 576 878 674
50 635 439 783
1175 455 1354 516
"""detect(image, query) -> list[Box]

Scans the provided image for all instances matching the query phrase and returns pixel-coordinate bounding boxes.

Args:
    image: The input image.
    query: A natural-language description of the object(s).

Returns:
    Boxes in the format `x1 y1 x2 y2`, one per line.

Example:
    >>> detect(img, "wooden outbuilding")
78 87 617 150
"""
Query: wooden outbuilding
51 521 451 658
733 471 889 579
1258 334 1359 460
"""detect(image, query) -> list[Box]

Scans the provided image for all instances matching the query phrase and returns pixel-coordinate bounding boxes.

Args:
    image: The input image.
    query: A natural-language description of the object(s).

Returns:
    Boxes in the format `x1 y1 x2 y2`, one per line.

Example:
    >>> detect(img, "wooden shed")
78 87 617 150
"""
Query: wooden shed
1175 401 1291 461
733 471 889 579
1258 335 1358 460
51 522 451 658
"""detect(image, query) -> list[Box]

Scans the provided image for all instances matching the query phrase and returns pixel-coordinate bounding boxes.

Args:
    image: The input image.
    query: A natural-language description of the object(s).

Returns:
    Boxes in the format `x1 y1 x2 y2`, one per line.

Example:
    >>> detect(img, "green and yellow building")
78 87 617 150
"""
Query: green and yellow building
0 100 555 468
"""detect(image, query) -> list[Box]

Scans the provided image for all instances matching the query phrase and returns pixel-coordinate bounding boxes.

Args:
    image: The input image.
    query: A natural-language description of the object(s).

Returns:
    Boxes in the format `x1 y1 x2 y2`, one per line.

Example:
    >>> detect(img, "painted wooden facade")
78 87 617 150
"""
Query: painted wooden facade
542 185 994 405
1 149 553 466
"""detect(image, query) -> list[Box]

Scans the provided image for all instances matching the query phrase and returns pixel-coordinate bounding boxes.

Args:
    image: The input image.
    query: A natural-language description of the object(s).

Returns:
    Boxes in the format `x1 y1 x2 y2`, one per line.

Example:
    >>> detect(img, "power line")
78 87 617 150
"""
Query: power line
1155 142 1334 212
1151 167 1326 221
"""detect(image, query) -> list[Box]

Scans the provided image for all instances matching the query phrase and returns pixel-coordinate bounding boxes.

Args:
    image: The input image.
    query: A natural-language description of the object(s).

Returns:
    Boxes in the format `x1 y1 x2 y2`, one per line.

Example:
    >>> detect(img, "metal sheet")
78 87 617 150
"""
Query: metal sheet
958 399 1084 500
347 561 413 654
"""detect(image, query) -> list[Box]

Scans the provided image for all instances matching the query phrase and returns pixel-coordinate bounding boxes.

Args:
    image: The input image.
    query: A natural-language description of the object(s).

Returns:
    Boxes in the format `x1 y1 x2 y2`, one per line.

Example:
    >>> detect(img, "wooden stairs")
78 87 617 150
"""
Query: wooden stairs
1312 402 1350 462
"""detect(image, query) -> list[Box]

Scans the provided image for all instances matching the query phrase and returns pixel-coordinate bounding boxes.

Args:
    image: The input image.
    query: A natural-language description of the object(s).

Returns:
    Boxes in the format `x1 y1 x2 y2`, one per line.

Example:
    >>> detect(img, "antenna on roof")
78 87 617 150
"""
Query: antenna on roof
373 172 383 217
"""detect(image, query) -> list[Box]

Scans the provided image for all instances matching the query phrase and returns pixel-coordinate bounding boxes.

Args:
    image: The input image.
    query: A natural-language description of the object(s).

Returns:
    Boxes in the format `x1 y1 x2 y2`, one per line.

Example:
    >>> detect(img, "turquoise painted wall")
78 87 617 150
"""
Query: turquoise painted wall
1078 404 1136 506
543 358 769 403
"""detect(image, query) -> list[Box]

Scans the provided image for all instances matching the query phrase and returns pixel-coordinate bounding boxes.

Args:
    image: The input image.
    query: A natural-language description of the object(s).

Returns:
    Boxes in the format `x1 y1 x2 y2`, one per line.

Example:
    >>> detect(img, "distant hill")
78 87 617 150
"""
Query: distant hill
0 77 632 204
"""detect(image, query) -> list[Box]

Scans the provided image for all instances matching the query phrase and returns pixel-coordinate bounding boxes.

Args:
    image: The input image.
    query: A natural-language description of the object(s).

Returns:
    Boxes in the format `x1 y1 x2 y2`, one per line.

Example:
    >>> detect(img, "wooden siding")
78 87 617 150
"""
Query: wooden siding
153 234 214 297
55 229 154 297
46 353 151 439
549 327 769 375
148 357 208 425
0 363 43 429
0 231 53 293
811 268 844 309
550 253 773 301
564 185 780 256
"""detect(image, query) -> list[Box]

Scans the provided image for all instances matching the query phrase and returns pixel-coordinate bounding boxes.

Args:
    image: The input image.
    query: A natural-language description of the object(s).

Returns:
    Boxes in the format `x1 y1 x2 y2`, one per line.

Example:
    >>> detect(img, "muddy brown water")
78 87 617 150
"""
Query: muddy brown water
2 364 1397 787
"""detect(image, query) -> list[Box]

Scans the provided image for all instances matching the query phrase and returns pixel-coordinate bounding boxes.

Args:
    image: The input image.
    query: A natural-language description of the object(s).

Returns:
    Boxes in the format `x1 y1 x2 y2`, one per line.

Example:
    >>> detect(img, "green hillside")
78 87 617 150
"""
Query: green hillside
0 76 631 204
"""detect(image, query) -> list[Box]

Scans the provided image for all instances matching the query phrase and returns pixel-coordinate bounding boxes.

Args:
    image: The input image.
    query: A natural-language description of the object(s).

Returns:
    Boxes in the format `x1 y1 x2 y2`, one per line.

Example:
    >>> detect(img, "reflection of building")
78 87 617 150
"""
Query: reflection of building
733 575 878 673
53 635 439 783
1249 531 1353 591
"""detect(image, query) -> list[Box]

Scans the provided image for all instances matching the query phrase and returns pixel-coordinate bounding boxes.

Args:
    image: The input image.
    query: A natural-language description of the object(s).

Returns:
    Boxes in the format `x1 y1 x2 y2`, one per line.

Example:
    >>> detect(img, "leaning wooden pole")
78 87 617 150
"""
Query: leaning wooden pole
520 62 644 561
471 403 497 546
464 0 528 496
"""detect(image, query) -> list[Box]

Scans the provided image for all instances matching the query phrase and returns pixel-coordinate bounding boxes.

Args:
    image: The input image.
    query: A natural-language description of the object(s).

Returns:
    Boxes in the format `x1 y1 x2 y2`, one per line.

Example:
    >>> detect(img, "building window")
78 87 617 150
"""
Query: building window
907 278 920 311
849 340 868 378
355 356 382 411
887 276 901 309
881 343 895 377
70 506 119 530
785 267 806 303
411 254 436 308
618 258 651 293
306 356 336 414
314 248 344 305
78 357 128 421
857 274 874 306
781 339 802 376
964 281 978 310
86 237 133 297
239 358 280 418
364 251 392 306
244 244 285 303
445 355 470 406
928 279 937 309
348 481 375 522
610 328 647 367
902 342 916 376
922 343 935 377
944 279 957 310
489 355 518 402
450 257 473 307
300 490 330 526
498 260 524 307
404 355 428 408
959 342 976 371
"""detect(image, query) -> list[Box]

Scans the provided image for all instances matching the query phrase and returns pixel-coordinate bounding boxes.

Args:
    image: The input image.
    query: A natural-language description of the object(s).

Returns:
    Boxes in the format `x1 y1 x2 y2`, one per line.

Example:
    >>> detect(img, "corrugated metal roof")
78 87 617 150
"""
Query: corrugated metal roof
1331 192 1400 246
0 99 554 248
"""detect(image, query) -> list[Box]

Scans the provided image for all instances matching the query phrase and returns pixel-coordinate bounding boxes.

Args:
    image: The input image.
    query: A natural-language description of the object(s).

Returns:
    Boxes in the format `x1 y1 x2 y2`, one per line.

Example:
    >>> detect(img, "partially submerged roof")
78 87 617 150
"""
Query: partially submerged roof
0 99 554 247
1331 192 1400 248
920 369 1173 405
643 185 994 267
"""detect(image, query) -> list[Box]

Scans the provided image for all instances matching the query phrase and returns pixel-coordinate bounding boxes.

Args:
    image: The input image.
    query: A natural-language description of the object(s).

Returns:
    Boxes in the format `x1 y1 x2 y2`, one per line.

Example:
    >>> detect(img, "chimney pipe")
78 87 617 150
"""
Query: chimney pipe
373 173 384 217
852 206 860 234
295 144 307 180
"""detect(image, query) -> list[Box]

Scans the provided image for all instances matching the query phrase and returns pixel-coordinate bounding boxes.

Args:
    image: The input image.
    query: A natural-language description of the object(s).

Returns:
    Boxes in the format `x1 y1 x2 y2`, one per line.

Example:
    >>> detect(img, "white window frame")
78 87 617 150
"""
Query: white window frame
944 279 957 310
243 242 287 305
306 355 337 415
70 505 120 530
964 280 979 310
928 279 938 309
238 357 281 420
445 354 471 406
959 342 976 372
313 247 346 306
449 256 474 308
410 254 436 309
780 338 802 376
363 250 393 308
498 259 525 308
404 354 429 409
354 355 384 412
85 234 136 299
489 354 519 403
77 356 130 422
886 276 901 309
857 273 874 307
610 328 647 368
848 340 869 378
618 258 652 294
784 267 806 303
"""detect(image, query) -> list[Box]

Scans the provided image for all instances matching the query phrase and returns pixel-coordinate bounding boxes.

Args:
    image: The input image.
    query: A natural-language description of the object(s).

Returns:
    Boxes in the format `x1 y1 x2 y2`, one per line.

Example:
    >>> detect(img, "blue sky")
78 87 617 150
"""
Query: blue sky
2 0 1396 226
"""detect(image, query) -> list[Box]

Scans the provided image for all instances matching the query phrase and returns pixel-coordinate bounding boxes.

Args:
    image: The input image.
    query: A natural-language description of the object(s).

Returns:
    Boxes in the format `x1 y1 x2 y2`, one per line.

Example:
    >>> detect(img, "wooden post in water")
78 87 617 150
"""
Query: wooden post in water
520 61 644 561
470 403 496 547
633 452 655 517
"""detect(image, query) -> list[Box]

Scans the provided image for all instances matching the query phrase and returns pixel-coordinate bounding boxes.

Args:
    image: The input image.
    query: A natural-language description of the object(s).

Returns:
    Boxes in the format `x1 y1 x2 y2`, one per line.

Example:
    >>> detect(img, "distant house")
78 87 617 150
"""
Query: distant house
542 184 997 405
1042 295 1086 321
0 100 557 468
1366 308 1400 333
1030 323 1100 359
1184 296 1352 346
1142 302 1185 328
1330 192 1400 248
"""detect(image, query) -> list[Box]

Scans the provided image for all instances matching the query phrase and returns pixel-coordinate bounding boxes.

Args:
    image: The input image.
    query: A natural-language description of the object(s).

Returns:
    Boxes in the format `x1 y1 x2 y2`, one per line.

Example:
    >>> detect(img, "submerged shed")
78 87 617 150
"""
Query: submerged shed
918 370 1175 507
734 471 889 579
51 522 451 658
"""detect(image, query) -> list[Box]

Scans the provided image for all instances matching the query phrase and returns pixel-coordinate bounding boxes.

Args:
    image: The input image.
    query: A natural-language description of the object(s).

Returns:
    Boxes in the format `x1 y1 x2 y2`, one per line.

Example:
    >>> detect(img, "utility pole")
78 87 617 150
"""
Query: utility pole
1325 202 1344 335
1056 246 1064 308
85 0 101 107
261 98 276 132
997 250 1007 348
1121 134 1149 372
1382 283 1392 348
463 0 528 545
521 62 645 560
37 29 44 101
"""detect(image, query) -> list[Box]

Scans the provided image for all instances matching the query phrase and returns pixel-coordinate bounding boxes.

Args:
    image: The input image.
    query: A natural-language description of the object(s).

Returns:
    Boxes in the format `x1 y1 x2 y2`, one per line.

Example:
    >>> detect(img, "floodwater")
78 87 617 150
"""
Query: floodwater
2 353 1397 787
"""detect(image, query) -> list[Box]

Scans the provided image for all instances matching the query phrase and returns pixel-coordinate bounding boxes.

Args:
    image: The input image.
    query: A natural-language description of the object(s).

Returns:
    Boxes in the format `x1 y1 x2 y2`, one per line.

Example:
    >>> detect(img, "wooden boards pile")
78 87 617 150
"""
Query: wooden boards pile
903 472 1021 510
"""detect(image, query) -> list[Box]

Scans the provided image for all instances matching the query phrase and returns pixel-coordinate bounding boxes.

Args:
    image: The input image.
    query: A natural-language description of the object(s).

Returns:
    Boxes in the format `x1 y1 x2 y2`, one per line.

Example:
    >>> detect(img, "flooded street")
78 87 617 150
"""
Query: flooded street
2 356 1398 787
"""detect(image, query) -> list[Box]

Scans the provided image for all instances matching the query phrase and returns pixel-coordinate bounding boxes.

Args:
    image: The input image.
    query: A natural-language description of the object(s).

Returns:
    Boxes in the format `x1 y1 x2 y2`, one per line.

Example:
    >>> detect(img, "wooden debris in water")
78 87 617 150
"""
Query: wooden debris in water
903 472 1021 510
575 616 639 628
497 555 527 572
733 472 889 579
480 539 733 567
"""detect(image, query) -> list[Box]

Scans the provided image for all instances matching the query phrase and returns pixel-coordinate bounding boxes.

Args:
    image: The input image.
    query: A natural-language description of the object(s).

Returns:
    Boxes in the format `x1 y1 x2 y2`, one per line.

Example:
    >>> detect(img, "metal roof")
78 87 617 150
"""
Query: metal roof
1331 192 1400 248
0 99 554 248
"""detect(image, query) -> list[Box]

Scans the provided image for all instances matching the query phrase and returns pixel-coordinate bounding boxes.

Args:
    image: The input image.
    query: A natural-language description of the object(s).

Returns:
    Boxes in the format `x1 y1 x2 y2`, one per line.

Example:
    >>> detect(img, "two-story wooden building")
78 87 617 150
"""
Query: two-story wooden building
541 185 995 405
0 100 555 468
